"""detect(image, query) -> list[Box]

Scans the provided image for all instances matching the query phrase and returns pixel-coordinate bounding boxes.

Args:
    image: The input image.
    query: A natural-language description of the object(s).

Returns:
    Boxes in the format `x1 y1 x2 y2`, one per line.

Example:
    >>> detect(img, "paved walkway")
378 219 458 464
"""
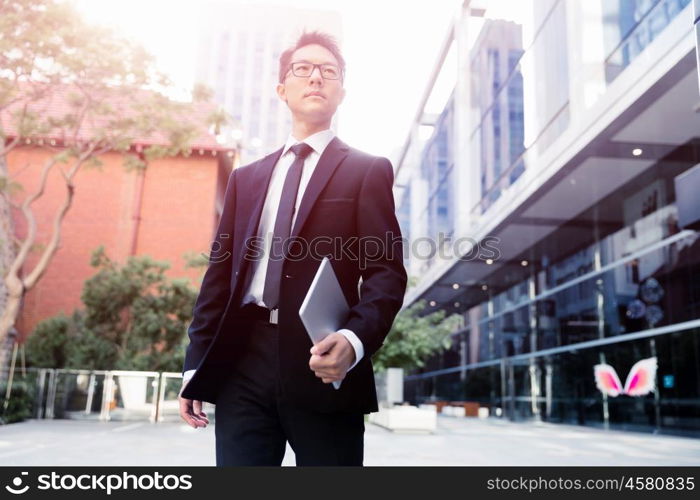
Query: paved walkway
1 416 699 466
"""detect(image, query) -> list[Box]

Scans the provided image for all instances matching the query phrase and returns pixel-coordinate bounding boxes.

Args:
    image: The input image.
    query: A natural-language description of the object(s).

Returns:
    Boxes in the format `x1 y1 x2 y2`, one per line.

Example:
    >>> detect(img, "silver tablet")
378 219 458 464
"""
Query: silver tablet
299 256 350 345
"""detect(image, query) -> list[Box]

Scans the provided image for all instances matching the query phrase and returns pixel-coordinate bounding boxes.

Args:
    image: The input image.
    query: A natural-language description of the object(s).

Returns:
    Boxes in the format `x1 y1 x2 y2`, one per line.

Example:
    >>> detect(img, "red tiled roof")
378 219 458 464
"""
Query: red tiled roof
1 82 231 153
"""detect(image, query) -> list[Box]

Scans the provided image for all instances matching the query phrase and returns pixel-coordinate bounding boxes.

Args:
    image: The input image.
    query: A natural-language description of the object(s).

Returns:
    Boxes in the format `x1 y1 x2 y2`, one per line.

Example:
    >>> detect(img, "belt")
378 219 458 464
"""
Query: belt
238 303 279 324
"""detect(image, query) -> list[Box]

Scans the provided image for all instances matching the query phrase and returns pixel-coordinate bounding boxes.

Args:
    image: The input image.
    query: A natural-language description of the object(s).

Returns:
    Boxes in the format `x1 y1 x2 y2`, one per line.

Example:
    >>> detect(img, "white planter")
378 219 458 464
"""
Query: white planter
368 406 437 433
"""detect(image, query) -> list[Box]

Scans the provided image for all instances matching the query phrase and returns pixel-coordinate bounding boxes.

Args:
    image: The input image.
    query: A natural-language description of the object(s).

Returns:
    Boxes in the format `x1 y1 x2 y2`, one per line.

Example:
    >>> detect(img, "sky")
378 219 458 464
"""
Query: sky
72 0 528 159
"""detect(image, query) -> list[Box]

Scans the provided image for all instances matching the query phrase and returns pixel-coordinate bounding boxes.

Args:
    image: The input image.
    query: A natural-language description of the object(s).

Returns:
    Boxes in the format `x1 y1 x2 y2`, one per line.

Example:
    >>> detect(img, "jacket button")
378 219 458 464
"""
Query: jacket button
284 274 292 278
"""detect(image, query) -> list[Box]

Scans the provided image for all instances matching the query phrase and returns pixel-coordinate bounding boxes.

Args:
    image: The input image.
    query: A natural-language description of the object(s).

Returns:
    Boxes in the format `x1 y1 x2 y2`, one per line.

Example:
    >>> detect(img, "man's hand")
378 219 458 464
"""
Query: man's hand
308 332 356 384
178 378 209 429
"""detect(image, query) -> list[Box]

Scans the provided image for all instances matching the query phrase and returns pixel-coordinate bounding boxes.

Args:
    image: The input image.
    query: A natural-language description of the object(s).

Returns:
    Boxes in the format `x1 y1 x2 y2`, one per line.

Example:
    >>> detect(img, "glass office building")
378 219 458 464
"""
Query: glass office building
396 0 700 437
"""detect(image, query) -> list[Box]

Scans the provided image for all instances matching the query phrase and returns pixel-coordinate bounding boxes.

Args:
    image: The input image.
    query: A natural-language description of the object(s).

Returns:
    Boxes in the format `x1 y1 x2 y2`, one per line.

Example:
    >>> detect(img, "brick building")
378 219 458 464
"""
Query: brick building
3 88 235 341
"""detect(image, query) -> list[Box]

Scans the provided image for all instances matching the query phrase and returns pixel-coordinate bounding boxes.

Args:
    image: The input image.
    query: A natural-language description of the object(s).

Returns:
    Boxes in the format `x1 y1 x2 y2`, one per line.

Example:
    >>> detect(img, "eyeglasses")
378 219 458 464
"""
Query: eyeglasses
286 61 343 80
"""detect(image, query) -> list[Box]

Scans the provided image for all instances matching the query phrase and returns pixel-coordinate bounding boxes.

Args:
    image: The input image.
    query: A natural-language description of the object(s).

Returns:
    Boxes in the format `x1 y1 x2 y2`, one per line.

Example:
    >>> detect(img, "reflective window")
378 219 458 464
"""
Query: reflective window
470 0 570 214
418 96 456 270
603 0 692 83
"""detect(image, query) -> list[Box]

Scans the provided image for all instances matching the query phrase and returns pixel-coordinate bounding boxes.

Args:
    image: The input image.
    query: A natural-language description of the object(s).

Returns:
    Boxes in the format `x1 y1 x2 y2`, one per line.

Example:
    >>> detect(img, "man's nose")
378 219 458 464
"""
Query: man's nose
309 65 324 83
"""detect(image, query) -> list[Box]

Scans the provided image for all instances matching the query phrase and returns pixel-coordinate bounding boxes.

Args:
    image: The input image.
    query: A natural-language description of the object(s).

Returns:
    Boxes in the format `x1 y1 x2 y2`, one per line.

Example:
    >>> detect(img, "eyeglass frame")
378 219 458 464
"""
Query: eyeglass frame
284 60 344 81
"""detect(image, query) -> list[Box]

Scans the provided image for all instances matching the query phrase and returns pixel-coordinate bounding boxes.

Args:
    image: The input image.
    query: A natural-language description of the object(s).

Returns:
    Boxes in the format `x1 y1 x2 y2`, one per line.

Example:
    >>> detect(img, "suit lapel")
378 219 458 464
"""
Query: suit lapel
290 136 349 240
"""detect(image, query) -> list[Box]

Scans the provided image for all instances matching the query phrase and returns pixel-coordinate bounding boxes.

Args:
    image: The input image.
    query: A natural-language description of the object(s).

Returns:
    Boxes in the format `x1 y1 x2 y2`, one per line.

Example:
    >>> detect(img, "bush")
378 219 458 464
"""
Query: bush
0 381 35 424
23 247 196 372
23 313 73 369
372 299 463 373
23 310 119 370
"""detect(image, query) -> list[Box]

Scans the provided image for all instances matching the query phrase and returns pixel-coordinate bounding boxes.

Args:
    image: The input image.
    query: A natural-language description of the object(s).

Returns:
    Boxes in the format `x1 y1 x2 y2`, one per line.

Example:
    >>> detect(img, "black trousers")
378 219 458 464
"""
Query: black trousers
214 318 365 466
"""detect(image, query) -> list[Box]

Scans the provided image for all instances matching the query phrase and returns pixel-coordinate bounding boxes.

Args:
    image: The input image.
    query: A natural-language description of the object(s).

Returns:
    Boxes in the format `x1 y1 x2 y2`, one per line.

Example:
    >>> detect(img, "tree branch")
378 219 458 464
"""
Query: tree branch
6 154 59 290
0 135 21 157
22 155 88 289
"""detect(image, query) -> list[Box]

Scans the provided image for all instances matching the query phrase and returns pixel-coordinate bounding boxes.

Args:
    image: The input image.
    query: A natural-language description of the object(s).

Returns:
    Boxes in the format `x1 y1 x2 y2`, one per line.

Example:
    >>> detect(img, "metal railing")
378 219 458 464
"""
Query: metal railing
6 367 198 423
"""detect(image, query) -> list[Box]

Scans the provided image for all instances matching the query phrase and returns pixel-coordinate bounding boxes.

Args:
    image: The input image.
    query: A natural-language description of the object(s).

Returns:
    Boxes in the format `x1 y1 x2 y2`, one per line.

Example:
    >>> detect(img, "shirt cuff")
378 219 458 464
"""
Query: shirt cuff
182 369 196 383
337 328 364 371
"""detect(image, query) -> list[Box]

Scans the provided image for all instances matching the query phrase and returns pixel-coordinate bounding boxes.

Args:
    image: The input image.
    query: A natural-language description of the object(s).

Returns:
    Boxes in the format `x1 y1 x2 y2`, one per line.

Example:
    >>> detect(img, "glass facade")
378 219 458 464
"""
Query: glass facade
604 0 693 83
416 96 456 270
464 0 691 215
470 0 571 213
401 0 700 437
407 166 700 436
397 183 412 269
470 20 527 212
407 329 700 436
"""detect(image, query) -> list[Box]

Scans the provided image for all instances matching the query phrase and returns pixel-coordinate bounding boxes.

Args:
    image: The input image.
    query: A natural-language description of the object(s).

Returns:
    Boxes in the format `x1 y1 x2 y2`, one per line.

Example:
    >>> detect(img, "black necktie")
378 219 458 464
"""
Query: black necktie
262 142 314 309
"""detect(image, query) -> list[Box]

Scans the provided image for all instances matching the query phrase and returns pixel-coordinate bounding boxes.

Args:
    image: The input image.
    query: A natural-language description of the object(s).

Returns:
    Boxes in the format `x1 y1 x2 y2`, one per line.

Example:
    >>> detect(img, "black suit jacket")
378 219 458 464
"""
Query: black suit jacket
181 136 407 414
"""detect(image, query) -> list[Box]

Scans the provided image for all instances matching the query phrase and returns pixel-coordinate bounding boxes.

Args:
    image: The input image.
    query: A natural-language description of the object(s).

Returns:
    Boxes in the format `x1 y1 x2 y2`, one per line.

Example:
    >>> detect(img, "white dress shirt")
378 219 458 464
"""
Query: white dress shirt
183 129 364 384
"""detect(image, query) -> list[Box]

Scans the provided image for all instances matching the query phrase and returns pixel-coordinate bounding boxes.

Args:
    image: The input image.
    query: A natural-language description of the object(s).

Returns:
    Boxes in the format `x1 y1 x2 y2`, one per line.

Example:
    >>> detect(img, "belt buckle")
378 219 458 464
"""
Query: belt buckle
269 308 279 324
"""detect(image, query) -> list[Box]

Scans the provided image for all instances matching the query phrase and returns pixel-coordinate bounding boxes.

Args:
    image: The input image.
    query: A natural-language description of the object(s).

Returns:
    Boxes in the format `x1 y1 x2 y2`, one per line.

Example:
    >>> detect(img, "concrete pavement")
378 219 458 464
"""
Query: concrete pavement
0 416 698 466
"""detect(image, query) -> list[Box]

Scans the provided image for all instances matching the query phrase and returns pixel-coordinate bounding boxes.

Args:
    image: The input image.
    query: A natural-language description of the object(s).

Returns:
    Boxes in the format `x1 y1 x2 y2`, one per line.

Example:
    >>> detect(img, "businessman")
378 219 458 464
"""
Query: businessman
179 31 407 466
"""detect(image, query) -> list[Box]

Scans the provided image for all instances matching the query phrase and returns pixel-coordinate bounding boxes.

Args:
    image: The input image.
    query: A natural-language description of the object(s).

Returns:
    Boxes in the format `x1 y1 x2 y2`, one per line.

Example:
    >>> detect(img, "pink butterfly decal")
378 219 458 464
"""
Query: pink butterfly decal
593 357 657 397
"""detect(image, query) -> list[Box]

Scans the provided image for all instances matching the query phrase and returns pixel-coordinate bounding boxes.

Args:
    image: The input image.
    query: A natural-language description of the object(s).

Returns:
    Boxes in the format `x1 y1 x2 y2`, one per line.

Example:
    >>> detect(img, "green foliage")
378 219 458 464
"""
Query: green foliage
61 311 120 371
182 250 209 270
372 299 463 373
24 246 196 372
0 381 34 424
191 83 213 102
0 0 227 162
0 175 24 196
23 313 75 369
81 247 196 372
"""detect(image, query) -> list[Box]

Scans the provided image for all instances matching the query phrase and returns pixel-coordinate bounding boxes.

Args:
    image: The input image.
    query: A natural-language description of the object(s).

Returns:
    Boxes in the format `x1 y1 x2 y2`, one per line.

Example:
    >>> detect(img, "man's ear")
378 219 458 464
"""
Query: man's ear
338 86 346 104
276 83 287 103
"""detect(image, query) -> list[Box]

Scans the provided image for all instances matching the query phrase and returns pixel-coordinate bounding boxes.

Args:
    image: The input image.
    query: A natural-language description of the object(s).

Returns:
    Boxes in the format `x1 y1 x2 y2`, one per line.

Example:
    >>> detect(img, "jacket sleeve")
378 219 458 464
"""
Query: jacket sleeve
182 168 238 373
341 156 407 359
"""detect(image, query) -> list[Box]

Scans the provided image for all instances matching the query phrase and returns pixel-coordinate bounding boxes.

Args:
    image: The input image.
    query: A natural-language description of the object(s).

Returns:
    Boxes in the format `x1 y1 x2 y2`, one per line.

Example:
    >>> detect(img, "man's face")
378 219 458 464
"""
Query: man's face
276 43 346 123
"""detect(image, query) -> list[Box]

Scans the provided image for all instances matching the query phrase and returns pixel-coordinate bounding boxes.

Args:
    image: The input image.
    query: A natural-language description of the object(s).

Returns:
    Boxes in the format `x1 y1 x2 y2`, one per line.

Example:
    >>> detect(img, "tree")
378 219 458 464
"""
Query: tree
372 299 464 373
0 0 225 378
79 246 196 372
24 246 197 372
24 309 119 371
21 312 74 369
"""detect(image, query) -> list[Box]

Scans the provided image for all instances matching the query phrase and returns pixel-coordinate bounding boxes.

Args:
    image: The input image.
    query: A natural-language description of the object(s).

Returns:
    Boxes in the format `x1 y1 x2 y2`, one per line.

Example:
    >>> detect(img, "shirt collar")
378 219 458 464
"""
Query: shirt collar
281 129 335 157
